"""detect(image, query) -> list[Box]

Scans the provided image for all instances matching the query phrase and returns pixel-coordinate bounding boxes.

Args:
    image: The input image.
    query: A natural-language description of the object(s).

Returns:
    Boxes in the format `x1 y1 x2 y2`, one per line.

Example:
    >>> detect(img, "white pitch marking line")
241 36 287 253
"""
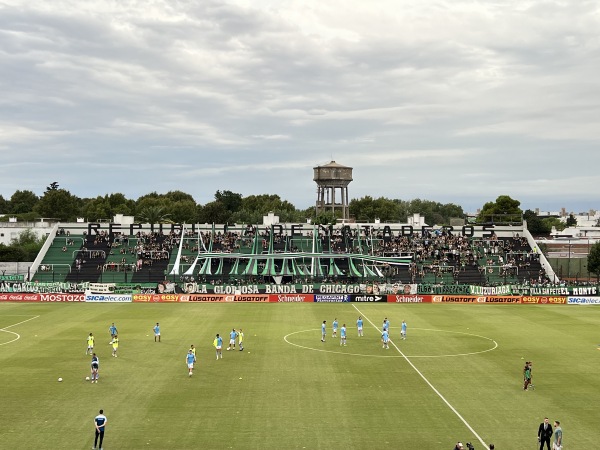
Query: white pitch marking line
352 304 490 450
0 315 40 346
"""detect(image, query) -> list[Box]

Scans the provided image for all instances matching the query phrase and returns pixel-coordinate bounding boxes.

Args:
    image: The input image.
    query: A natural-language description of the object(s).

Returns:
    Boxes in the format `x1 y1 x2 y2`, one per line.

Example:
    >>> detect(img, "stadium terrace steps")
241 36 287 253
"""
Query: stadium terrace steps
65 234 111 283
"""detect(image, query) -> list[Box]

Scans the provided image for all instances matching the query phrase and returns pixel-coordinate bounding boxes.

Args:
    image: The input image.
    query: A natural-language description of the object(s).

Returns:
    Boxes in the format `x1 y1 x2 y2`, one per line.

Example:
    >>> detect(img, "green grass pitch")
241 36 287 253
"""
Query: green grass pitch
1 303 599 449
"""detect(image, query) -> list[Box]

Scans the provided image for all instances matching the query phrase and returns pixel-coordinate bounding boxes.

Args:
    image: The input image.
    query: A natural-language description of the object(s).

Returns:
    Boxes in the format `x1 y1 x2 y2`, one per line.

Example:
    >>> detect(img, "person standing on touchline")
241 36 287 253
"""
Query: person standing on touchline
92 409 107 450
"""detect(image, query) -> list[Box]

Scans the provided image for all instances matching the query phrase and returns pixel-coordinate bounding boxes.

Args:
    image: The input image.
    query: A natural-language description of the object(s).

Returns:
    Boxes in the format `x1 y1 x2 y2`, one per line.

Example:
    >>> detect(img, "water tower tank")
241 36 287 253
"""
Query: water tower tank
313 161 353 221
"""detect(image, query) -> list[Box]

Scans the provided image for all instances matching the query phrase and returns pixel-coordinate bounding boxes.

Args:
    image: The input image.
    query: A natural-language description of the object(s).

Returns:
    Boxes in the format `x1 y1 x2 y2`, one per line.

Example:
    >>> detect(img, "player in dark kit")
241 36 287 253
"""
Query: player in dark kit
523 361 532 390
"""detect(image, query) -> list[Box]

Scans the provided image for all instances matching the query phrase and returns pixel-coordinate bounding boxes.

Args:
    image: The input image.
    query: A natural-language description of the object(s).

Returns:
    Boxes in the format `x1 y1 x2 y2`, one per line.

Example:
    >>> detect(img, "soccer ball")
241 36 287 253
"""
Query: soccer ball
58 377 63 382
226 347 230 351
85 376 90 381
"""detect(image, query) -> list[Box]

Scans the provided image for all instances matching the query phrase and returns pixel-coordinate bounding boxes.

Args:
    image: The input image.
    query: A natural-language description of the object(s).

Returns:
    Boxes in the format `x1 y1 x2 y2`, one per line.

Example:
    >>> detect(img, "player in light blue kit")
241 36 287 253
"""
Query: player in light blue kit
401 320 407 340
153 323 161 342
213 334 223 359
357 316 364 337
186 349 195 376
321 320 326 342
332 318 338 338
382 329 389 349
340 324 347 346
227 328 237 350
109 323 117 338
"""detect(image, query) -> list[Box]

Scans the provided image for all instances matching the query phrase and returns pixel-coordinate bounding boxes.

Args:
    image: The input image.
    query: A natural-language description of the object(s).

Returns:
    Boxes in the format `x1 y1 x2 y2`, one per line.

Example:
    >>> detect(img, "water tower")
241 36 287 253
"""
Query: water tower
313 161 353 221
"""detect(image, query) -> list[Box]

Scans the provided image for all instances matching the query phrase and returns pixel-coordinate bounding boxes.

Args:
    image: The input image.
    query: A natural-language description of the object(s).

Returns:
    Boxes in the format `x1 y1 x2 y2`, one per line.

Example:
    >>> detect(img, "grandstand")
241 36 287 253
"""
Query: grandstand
29 221 551 287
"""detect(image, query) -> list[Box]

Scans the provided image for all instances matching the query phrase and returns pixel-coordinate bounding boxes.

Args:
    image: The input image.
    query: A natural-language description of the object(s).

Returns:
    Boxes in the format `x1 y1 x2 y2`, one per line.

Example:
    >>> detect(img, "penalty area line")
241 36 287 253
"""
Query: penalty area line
0 315 40 346
352 304 489 450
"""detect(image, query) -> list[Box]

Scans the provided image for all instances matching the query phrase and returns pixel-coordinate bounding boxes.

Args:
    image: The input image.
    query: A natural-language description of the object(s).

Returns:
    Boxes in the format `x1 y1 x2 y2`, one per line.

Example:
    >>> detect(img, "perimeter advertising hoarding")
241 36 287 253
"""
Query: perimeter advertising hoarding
133 294 180 302
432 296 520 303
40 293 85 302
567 296 600 305
521 296 567 304
0 293 41 302
269 294 314 302
387 295 432 303
484 296 521 303
351 295 387 303
84 294 132 302
314 294 351 303
179 294 269 302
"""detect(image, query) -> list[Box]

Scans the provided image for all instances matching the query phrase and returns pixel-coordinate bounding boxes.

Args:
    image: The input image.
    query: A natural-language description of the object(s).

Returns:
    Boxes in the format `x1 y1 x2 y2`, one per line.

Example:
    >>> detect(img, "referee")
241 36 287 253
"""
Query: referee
93 409 107 450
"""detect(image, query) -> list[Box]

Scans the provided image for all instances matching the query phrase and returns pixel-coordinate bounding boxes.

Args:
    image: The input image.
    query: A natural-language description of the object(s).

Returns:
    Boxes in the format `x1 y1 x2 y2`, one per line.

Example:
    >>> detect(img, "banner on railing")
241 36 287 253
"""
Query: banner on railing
0 281 89 293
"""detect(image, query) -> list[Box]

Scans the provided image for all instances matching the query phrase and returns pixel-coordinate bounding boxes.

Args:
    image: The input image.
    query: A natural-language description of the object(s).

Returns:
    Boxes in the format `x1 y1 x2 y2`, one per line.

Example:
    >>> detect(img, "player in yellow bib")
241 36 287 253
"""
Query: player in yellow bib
86 333 95 355
238 329 244 351
110 335 119 357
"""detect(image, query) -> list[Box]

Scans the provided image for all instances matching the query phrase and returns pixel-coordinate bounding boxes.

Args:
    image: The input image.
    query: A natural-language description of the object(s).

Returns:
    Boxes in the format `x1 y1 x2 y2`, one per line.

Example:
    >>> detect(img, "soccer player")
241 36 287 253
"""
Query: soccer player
227 328 237 350
186 349 195 376
92 409 107 450
401 320 407 340
110 335 119 357
213 334 223 360
382 318 388 333
154 322 161 342
523 361 532 390
190 344 197 362
382 329 389 349
86 333 95 355
109 323 117 338
321 320 326 342
357 316 364 337
332 318 338 338
238 329 244 351
340 324 347 346
552 420 562 450
90 353 99 383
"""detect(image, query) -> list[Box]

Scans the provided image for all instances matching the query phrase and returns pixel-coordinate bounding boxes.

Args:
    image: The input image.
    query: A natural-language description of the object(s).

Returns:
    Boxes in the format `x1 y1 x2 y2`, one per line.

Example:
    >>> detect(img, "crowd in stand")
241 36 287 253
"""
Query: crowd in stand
47 227 559 286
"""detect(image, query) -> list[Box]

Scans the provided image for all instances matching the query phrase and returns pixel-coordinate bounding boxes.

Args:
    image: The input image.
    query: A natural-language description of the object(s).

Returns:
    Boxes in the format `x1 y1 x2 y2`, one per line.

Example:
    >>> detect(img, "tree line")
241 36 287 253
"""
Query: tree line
1 182 471 226
0 185 574 235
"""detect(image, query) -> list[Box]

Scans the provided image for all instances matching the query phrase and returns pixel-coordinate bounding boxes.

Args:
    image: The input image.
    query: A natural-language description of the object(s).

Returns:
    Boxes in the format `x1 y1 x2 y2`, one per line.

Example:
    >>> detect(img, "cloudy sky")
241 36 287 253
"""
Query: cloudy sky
1 0 599 213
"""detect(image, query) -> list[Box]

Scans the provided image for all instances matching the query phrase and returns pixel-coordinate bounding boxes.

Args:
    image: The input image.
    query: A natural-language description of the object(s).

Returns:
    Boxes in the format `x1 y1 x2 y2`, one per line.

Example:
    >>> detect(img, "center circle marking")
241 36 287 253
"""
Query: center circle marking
283 327 498 358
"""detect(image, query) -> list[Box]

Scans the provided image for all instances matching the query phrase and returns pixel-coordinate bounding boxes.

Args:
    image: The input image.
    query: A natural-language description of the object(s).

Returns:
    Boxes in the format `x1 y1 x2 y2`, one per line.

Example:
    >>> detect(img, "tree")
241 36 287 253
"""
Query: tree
566 214 577 227
477 195 522 223
34 189 81 220
0 194 8 213
542 217 565 232
230 194 300 223
136 205 172 224
588 242 600 282
168 200 198 223
11 229 45 260
9 190 39 214
0 229 45 262
164 190 196 204
523 210 550 235
46 181 59 192
197 201 231 224
214 190 243 213
406 199 464 225
313 212 337 226
350 196 403 222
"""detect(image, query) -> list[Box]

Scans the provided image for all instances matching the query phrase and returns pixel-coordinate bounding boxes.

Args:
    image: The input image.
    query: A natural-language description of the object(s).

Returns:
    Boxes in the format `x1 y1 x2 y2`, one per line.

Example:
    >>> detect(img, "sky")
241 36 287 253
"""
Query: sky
1 0 599 214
